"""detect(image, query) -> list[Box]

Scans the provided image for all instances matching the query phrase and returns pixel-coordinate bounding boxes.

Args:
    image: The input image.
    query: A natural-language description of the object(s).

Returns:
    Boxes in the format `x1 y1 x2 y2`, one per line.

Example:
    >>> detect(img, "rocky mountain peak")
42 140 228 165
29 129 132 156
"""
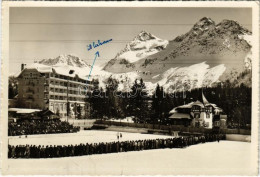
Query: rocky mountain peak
110 30 168 64
134 30 157 42
215 19 252 35
38 54 91 68
192 17 215 31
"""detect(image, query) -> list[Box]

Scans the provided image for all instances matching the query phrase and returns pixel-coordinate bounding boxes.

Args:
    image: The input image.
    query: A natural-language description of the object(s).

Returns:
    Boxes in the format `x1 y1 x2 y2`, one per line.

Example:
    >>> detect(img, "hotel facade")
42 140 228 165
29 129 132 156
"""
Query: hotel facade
17 64 94 118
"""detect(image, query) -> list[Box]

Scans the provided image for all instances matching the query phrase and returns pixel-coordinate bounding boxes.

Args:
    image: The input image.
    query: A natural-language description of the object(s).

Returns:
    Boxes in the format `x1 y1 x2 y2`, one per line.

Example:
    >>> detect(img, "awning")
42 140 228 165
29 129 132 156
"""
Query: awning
8 108 41 114
169 113 191 119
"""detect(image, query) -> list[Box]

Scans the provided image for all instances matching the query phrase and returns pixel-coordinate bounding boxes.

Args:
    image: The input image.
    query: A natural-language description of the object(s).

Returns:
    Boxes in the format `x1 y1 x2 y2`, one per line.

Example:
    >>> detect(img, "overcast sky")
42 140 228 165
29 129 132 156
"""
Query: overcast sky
9 7 252 75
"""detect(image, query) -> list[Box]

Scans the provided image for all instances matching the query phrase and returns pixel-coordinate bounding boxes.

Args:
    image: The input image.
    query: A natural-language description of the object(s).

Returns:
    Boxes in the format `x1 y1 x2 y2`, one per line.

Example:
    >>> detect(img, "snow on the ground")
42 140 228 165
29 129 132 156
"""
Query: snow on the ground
8 130 173 146
4 141 255 175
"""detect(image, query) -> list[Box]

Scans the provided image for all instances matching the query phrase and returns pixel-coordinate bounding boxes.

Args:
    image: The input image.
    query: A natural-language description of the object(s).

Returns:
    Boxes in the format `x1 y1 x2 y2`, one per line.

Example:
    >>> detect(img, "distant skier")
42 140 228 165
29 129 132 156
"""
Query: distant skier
117 132 120 141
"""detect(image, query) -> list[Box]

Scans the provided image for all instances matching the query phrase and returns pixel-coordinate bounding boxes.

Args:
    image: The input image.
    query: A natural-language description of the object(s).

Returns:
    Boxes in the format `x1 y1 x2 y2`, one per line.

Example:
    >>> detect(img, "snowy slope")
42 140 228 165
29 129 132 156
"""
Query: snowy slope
238 34 253 70
91 69 140 91
117 31 168 63
38 54 91 68
144 62 226 94
103 31 168 72
161 62 226 92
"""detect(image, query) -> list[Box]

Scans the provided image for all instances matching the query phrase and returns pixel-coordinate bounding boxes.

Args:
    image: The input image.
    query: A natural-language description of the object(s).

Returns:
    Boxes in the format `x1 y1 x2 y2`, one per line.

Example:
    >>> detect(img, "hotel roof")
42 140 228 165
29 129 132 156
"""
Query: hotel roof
169 113 191 119
169 93 223 114
18 63 91 81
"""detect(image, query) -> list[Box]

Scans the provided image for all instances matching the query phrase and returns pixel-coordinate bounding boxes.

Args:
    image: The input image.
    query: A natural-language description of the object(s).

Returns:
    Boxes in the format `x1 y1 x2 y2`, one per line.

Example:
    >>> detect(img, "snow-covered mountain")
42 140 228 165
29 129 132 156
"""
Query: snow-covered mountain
103 17 252 92
38 54 91 68
103 31 168 72
29 17 252 94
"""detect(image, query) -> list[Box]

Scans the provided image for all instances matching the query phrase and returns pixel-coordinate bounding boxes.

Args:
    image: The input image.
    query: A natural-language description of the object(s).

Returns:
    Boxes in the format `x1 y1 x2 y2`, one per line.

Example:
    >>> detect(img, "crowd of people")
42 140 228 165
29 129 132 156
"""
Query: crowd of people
8 120 80 136
8 134 226 158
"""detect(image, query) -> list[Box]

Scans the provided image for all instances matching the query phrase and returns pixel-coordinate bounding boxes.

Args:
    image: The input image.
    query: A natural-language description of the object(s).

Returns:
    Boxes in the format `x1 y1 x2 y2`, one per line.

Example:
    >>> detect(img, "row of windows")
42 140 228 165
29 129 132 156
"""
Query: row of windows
49 88 86 95
22 94 40 99
49 102 87 112
49 95 85 102
194 113 211 118
191 106 213 113
23 73 38 78
48 79 92 89
24 87 40 93
23 80 40 85
23 77 39 80
46 73 90 84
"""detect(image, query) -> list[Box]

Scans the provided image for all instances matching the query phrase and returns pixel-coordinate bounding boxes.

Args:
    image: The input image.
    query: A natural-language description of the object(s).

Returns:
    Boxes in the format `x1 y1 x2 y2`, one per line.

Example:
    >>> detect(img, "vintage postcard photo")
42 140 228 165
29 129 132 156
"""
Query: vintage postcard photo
1 1 259 175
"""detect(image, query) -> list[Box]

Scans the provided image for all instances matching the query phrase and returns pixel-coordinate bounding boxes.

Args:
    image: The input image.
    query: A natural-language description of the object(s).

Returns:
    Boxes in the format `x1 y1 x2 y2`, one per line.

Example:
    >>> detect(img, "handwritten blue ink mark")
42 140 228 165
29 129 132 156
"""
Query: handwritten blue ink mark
87 39 112 51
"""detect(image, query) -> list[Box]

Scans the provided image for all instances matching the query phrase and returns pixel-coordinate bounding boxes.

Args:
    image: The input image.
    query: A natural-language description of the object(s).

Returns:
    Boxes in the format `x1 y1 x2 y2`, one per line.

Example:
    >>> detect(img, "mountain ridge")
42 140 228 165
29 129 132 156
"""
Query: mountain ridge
30 17 252 94
37 54 91 68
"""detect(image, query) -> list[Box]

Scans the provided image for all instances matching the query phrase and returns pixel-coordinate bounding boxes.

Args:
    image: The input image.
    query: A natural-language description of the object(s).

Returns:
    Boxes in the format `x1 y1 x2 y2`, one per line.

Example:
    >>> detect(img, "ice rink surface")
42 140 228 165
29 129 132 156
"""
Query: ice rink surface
6 131 256 175
9 130 173 146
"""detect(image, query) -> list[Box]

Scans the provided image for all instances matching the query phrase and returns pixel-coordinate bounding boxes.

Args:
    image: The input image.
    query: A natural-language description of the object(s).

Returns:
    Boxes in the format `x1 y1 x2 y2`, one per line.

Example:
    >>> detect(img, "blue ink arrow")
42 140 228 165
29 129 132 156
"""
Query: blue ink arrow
85 51 100 95
87 51 100 80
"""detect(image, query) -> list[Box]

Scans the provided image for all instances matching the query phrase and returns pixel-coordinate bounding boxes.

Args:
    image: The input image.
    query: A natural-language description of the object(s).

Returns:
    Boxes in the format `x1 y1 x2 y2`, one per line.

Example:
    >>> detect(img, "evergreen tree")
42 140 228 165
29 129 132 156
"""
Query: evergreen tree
129 79 149 122
8 76 18 99
105 77 119 118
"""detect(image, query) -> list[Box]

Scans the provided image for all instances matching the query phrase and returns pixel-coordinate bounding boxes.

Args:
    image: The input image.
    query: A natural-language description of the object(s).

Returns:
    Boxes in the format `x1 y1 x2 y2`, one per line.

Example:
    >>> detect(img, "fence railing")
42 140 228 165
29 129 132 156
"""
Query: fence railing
94 120 251 135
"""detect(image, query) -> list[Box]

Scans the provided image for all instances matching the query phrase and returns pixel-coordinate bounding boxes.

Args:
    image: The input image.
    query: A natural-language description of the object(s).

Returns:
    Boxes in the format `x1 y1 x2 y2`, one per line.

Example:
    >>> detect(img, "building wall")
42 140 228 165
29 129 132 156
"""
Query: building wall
18 68 92 118
190 106 213 129
17 69 45 109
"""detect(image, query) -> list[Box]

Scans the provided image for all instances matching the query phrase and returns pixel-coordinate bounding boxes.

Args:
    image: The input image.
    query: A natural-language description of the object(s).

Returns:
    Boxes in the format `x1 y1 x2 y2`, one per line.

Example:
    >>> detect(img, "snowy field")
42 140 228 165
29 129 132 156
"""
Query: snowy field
5 141 255 175
8 130 173 146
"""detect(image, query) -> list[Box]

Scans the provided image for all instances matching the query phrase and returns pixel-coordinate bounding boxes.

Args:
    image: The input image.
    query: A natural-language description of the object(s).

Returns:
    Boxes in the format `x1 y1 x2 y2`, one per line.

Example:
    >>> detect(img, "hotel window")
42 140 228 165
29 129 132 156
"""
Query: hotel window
50 103 53 111
30 73 32 77
194 113 200 118
192 105 201 112
206 113 210 118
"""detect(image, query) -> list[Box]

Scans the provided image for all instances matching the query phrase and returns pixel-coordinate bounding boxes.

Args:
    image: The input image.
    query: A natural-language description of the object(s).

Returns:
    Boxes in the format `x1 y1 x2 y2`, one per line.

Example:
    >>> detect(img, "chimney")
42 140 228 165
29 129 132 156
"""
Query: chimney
21 63 26 71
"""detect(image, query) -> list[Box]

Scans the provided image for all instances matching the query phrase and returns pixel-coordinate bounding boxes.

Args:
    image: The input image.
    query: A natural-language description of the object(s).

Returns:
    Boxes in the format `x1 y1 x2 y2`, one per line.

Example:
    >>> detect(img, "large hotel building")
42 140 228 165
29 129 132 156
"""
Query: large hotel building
17 63 94 118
